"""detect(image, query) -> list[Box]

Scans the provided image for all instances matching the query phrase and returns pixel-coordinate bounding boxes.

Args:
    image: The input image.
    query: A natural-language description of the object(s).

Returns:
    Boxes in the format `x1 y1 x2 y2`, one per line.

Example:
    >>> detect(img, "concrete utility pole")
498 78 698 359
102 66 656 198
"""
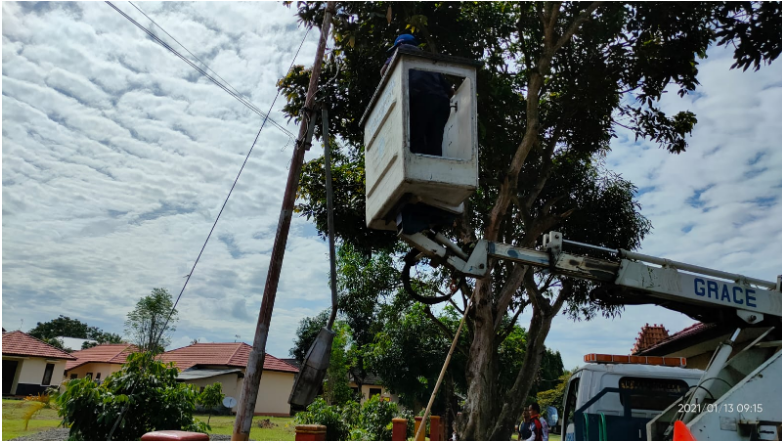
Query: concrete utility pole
232 2 336 440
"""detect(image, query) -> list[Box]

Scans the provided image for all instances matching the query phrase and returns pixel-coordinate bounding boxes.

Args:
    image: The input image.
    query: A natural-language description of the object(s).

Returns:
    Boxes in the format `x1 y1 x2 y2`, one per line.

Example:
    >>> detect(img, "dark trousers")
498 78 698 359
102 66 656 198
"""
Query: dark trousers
410 93 451 156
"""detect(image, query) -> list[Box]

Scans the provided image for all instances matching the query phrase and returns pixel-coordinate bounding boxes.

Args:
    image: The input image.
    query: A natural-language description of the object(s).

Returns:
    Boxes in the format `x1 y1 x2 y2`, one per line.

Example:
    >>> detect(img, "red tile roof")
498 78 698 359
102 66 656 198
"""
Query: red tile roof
2 331 76 360
631 323 670 353
159 343 298 373
65 344 139 371
635 322 714 355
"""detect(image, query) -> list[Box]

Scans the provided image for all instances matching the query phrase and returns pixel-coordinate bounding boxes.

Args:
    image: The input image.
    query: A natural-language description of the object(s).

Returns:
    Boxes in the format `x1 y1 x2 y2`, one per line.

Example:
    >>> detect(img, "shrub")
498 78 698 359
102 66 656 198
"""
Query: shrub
295 397 356 441
56 352 208 440
354 395 400 441
295 395 413 441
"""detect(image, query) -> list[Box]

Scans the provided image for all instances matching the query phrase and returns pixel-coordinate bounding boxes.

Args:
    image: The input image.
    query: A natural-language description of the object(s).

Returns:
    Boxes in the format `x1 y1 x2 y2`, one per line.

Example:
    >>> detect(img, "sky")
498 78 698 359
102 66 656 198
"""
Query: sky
2 2 781 372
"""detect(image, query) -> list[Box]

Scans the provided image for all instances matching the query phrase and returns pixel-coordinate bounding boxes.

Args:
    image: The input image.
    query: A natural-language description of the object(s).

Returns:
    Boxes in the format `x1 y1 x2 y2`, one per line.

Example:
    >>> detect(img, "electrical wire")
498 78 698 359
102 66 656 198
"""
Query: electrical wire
127 0 297 140
103 4 312 437
150 25 312 354
105 1 300 139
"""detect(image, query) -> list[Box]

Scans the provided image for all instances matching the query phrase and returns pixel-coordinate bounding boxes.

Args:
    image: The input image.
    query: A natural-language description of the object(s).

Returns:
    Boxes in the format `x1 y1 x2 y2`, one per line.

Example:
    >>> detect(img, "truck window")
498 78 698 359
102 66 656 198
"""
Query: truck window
618 377 689 411
563 377 579 424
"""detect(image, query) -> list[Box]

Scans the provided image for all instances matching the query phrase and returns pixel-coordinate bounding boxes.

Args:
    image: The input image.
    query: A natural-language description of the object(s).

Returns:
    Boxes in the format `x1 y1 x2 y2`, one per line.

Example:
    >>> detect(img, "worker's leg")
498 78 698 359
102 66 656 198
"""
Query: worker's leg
409 95 427 154
425 95 451 156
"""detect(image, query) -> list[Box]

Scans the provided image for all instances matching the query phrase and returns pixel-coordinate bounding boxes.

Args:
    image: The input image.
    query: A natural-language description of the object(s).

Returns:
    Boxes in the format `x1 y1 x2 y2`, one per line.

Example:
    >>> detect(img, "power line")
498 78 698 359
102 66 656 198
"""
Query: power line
103 4 312 437
105 1 299 139
127 0 297 140
150 22 312 351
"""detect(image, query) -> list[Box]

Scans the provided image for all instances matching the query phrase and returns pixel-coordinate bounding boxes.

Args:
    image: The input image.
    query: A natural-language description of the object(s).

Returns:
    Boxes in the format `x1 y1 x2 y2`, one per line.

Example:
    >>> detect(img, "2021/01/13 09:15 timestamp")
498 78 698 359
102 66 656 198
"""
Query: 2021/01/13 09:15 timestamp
678 403 763 414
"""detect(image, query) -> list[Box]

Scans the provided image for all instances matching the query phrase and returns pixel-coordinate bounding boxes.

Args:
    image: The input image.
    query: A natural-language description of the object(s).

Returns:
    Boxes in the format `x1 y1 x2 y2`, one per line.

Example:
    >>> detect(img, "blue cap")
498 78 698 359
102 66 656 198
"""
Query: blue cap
389 34 418 52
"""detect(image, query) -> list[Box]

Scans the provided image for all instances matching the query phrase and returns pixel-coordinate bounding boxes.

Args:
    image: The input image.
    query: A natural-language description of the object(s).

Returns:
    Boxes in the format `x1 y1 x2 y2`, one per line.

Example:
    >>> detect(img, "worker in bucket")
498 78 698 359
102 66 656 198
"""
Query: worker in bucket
380 34 452 156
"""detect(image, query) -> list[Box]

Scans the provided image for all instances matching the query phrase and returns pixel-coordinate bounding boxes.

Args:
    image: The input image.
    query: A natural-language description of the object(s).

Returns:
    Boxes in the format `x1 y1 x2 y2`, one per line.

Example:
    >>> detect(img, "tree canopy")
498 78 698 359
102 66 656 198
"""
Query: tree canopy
280 2 780 439
28 315 123 351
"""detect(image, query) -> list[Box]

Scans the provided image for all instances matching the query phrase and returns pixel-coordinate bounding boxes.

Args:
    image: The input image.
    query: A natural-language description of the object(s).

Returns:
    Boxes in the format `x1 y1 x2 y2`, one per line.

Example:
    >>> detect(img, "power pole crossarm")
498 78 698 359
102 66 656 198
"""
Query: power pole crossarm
232 3 336 440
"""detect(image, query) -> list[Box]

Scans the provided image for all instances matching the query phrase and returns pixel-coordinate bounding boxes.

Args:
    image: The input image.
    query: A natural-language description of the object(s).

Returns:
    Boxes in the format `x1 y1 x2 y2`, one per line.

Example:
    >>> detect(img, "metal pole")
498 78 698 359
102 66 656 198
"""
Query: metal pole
415 301 472 441
232 3 336 439
322 107 339 330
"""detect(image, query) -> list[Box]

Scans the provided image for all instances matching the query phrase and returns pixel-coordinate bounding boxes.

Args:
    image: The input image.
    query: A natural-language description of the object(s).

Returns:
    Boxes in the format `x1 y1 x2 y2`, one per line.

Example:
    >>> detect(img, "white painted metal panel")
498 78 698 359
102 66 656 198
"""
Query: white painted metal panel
363 50 479 231
687 350 781 440
615 260 782 317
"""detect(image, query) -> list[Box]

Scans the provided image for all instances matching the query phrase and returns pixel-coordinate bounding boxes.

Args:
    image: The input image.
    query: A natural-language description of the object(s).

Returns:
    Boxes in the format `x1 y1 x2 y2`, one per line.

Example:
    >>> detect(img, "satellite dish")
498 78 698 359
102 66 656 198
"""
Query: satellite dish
223 397 237 408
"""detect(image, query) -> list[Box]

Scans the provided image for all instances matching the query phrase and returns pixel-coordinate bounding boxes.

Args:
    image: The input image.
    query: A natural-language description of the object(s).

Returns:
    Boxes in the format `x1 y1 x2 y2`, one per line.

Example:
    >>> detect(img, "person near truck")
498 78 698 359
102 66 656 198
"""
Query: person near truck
380 34 452 156
526 402 549 441
517 408 533 440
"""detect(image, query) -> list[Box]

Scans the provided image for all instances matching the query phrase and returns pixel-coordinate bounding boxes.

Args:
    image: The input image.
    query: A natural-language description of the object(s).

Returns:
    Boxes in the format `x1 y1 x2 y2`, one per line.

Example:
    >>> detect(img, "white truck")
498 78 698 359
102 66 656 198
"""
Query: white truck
561 362 704 441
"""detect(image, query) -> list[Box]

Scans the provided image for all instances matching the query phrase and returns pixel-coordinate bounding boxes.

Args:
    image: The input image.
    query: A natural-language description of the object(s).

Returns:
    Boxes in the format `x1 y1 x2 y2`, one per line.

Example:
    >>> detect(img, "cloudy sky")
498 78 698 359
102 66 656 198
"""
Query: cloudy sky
3 2 781 371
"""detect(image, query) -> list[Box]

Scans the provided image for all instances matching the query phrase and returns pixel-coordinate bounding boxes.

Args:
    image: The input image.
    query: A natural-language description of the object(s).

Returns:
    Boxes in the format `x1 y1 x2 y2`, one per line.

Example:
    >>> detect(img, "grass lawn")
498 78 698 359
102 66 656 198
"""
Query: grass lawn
510 432 561 441
2 399 62 441
196 414 296 441
2 399 295 441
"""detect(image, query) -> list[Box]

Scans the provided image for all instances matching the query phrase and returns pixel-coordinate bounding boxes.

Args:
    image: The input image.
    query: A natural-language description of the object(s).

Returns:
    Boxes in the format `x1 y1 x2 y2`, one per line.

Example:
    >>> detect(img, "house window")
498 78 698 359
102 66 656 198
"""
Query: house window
369 388 382 399
42 364 55 386
85 372 93 380
95 373 102 384
70 374 78 380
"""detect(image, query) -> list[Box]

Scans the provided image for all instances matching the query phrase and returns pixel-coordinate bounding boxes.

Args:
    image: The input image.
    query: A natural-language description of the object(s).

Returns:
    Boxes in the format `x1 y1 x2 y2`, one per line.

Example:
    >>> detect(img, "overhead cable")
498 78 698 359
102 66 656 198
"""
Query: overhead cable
105 1 299 139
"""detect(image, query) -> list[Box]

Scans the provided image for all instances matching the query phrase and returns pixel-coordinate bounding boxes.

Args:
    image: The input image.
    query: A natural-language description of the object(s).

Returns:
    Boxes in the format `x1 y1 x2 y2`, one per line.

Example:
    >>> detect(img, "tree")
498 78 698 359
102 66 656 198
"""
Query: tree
125 288 178 353
198 382 225 426
56 352 207 440
290 309 331 365
28 315 123 350
536 371 571 421
323 322 354 405
280 2 780 439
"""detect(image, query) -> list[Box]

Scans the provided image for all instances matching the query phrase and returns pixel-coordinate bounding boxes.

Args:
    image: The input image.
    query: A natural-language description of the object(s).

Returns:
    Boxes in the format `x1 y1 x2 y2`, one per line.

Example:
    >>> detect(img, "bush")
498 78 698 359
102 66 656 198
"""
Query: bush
295 395 413 441
354 395 401 441
56 352 208 440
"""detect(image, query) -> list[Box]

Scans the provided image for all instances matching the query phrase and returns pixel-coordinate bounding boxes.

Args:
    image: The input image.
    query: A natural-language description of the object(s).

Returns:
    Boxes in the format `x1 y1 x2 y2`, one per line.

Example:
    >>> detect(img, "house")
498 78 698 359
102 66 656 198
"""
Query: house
349 372 399 404
632 322 771 370
159 342 299 416
64 343 138 384
2 330 75 396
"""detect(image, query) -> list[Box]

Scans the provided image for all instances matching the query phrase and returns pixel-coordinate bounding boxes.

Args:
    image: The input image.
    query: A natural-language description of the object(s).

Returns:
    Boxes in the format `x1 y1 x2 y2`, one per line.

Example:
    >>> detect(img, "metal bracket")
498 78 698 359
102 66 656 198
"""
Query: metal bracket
400 232 487 278
736 309 764 325
542 231 563 257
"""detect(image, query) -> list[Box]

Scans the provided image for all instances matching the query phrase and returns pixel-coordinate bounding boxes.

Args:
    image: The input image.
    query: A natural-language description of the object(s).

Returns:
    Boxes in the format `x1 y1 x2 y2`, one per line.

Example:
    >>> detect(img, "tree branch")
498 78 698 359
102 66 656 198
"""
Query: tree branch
496 302 526 344
553 2 604 53
493 265 528 331
424 305 469 357
522 269 550 315
449 297 465 315
552 279 573 314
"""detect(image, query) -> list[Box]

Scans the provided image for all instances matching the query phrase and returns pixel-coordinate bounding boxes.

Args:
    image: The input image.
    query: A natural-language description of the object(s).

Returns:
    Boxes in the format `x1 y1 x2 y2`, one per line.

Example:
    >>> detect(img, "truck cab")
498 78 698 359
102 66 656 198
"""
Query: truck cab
562 356 703 441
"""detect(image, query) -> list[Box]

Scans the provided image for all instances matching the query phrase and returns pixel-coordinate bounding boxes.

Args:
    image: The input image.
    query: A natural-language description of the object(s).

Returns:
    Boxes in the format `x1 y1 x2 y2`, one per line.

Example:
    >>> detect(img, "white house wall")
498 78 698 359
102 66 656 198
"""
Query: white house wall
4 357 67 395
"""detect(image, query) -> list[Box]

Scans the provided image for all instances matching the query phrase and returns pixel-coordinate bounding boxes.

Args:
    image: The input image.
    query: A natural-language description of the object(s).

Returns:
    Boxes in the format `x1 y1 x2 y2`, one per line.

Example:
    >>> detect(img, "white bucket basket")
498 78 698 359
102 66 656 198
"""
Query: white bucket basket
361 47 480 231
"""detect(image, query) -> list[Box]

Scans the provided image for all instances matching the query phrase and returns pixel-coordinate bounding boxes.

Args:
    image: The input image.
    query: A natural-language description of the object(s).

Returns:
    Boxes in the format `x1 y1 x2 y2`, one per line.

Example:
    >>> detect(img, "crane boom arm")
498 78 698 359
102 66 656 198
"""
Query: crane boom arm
401 231 782 324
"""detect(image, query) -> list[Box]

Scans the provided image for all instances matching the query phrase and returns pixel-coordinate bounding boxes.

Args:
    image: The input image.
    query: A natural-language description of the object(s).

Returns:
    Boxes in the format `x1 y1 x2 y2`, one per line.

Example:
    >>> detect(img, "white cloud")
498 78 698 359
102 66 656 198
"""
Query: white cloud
2 1 327 361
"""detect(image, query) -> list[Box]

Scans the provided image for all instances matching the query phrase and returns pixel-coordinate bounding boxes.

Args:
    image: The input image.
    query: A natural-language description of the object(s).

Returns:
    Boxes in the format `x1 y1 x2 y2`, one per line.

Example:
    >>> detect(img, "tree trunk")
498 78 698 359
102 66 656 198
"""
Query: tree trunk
459 279 498 440
489 305 555 440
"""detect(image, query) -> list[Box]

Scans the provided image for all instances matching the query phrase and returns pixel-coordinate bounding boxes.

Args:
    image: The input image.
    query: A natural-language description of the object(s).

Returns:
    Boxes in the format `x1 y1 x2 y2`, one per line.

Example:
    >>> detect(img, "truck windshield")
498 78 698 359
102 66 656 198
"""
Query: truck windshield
618 377 689 410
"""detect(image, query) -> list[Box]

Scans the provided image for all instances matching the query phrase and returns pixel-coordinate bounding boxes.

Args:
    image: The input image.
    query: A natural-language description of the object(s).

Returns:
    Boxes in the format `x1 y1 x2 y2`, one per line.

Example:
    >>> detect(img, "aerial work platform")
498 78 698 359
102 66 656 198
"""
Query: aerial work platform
360 47 480 231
